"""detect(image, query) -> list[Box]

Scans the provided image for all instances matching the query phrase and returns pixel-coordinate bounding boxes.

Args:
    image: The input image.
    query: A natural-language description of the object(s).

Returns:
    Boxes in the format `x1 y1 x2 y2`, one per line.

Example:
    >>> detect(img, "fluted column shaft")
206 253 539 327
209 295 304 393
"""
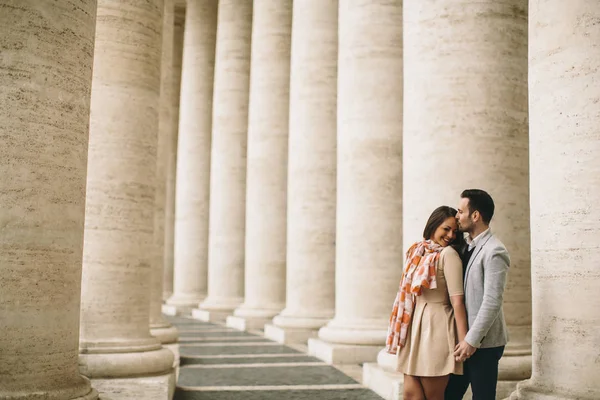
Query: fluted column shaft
162 5 185 302
512 1 600 399
197 0 253 319
79 0 173 387
0 2 98 399
166 0 218 312
150 0 178 346
230 0 292 328
403 1 530 394
271 0 338 331
317 0 403 347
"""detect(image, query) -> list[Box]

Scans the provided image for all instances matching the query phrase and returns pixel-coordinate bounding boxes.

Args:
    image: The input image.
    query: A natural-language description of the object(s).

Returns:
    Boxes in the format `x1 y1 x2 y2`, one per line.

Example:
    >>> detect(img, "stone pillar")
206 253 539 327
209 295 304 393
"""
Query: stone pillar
265 0 338 344
0 2 98 399
399 1 530 397
150 0 179 368
308 0 403 365
162 4 185 302
165 0 218 315
79 1 174 399
194 0 253 323
511 2 600 399
226 0 293 332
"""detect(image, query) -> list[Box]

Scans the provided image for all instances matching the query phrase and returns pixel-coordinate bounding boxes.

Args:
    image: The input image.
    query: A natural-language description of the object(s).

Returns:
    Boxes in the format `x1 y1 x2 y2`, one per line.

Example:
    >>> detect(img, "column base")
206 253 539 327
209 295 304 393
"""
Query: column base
264 323 318 344
162 303 195 316
508 379 598 400
78 389 100 400
163 343 180 369
272 312 332 330
164 293 205 316
363 364 403 400
307 338 381 364
191 308 230 323
79 347 174 379
497 353 532 399
161 304 178 316
317 318 387 346
226 315 271 332
150 323 179 344
91 369 175 400
228 304 283 331
1 385 99 400
195 296 242 322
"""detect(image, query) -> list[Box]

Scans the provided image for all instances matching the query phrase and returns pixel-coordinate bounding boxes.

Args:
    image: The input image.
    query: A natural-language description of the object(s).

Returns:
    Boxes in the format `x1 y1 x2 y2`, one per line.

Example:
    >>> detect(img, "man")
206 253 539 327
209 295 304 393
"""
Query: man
445 189 510 400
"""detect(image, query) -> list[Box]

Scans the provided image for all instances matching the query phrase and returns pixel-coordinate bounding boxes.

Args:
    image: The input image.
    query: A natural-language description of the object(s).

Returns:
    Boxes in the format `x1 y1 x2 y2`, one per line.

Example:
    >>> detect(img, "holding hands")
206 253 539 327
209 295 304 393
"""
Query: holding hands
454 340 476 362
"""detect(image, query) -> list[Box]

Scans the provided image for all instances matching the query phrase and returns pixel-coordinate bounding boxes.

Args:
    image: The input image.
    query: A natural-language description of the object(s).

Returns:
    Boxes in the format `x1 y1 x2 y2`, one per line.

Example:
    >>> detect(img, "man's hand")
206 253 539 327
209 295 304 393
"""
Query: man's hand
454 340 476 362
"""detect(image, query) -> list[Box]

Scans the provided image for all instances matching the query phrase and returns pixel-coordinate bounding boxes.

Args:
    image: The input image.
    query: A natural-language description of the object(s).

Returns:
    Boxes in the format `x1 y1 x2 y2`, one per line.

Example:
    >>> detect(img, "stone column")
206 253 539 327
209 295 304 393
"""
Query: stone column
308 0 403 365
265 0 338 344
399 1 530 397
0 2 98 399
162 4 185 302
194 0 253 323
150 0 179 367
511 2 600 399
165 0 218 315
79 1 174 399
226 0 293 332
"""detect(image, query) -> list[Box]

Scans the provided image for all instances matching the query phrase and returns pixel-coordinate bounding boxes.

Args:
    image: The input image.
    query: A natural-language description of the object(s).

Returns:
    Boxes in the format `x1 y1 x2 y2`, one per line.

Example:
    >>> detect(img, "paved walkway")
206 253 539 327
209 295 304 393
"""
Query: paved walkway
167 315 384 400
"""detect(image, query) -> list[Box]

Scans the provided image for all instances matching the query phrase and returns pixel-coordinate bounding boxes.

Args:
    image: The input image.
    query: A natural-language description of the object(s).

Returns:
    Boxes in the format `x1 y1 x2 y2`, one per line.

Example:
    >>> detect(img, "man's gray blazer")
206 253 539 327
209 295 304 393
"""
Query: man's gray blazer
464 229 510 349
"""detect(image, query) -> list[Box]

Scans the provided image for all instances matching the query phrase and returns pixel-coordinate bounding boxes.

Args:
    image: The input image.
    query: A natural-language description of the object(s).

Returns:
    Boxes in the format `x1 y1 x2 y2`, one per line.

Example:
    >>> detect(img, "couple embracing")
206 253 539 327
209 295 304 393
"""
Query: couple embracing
386 189 510 400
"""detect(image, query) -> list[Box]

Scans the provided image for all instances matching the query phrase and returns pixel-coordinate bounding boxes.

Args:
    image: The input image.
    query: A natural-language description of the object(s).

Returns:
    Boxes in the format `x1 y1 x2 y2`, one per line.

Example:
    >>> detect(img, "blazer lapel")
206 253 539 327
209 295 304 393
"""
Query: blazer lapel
464 230 493 284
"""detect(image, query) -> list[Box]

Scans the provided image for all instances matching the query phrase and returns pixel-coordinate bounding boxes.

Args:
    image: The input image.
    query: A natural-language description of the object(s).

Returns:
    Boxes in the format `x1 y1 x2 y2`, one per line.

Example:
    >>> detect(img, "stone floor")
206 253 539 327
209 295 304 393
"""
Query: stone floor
166 315 384 400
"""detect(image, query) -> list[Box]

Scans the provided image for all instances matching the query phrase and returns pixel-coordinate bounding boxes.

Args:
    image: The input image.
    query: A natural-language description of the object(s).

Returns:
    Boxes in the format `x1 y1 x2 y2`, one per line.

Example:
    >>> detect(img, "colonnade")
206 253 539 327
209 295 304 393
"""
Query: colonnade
1 0 176 398
1 1 599 399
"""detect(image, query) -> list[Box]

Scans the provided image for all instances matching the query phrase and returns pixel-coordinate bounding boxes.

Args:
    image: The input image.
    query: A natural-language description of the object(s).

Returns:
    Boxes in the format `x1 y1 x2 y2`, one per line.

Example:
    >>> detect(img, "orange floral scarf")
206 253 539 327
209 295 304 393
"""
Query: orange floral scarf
385 240 443 355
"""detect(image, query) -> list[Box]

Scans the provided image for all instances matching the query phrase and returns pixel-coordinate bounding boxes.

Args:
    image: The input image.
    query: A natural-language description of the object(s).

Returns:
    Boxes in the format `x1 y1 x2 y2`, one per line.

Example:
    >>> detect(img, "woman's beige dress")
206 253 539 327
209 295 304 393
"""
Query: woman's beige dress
396 246 464 376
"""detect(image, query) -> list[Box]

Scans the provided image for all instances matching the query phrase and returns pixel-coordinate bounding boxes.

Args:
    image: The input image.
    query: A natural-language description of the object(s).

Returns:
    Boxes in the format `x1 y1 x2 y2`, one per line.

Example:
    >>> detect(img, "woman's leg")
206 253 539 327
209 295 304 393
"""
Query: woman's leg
420 375 450 400
403 375 426 400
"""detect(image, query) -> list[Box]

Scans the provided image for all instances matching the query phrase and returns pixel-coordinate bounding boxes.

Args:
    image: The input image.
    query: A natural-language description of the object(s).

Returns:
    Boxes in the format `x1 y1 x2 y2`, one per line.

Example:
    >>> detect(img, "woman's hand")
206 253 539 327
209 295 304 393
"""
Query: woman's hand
454 340 476 362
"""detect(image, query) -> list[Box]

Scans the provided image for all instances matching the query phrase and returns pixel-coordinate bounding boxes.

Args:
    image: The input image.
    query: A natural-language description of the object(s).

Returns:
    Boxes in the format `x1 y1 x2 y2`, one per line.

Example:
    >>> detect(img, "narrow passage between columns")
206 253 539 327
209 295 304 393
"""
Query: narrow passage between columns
167 315 384 400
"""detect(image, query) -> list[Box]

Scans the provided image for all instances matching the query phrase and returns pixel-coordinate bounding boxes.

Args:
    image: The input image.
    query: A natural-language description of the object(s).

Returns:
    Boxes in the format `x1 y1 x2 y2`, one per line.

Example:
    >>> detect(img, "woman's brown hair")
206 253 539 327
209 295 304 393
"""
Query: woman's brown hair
422 205 466 253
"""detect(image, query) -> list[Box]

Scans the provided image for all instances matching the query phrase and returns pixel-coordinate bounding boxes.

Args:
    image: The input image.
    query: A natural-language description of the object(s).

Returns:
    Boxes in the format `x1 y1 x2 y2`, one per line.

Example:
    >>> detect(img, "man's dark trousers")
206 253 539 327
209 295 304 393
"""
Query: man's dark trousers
444 346 505 400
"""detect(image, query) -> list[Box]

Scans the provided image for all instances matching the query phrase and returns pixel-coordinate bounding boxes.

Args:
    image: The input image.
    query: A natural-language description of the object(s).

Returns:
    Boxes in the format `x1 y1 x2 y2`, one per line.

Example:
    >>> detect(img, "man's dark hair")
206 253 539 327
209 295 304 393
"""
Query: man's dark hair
423 205 466 253
461 189 495 225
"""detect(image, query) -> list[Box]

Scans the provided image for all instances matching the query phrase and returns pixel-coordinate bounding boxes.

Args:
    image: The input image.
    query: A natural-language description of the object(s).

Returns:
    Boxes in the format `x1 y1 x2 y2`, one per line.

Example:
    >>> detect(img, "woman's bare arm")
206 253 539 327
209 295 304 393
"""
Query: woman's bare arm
450 294 468 342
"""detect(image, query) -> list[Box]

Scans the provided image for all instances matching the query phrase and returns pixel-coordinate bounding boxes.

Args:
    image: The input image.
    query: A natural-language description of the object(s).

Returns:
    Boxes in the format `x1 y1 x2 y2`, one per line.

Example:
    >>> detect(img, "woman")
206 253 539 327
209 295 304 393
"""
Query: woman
385 206 468 400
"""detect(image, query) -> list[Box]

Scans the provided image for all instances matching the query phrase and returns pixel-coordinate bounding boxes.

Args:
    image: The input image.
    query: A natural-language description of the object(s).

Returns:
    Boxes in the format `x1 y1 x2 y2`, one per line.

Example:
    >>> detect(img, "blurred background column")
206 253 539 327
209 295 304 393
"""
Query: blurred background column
165 0 218 315
266 0 339 344
227 0 293 332
79 1 174 398
195 0 253 323
308 0 403 365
